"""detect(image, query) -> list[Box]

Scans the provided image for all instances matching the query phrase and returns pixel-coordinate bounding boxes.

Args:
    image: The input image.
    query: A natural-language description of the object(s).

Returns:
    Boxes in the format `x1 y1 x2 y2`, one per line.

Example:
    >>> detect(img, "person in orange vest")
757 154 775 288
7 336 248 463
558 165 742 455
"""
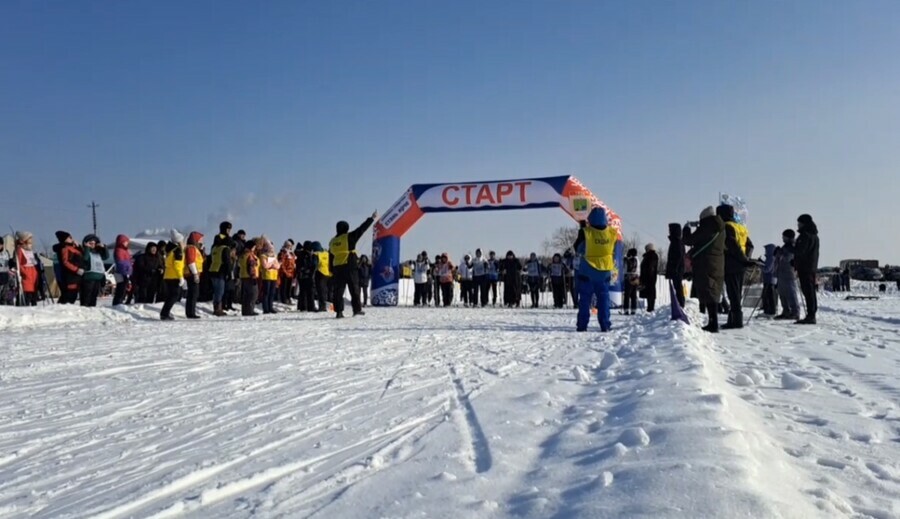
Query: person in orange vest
53 231 83 304
278 240 296 305
184 231 204 319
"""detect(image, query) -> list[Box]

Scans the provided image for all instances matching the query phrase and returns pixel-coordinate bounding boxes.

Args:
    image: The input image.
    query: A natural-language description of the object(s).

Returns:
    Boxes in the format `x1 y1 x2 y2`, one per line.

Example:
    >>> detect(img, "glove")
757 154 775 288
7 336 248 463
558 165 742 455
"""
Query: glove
76 268 84 276
193 274 200 284
179 278 187 289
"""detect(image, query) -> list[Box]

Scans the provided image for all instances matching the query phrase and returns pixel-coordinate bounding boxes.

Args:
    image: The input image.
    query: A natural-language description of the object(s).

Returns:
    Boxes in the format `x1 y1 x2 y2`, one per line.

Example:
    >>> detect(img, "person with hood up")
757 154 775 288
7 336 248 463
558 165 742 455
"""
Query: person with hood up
458 254 474 307
548 253 569 309
278 240 296 305
717 204 755 329
296 241 317 311
239 238 260 316
160 231 185 320
683 207 726 333
623 248 639 315
134 241 163 304
208 232 234 316
486 251 500 306
793 214 820 324
80 234 109 308
112 235 133 306
775 230 801 320
358 254 373 307
471 249 488 307
10 231 44 306
572 207 618 332
328 212 377 318
524 252 543 308
640 244 659 312
53 231 83 304
0 238 11 305
500 251 522 307
183 231 204 319
412 253 430 306
258 237 280 314
666 223 686 308
761 244 778 316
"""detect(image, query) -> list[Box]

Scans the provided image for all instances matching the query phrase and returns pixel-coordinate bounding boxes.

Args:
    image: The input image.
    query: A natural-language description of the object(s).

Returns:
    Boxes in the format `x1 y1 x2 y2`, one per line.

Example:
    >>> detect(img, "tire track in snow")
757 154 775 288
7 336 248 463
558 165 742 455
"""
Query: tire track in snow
448 364 493 474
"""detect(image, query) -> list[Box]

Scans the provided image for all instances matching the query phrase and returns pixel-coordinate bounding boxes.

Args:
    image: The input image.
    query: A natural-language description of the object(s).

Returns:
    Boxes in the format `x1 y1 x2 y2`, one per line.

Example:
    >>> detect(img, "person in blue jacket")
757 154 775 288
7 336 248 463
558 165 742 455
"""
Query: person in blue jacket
572 207 619 332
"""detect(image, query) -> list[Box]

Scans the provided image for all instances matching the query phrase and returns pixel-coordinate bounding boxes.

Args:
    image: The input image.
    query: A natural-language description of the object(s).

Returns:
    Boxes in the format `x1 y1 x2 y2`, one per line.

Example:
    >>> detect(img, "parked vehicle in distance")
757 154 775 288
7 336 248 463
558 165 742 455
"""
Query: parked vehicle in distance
850 266 884 281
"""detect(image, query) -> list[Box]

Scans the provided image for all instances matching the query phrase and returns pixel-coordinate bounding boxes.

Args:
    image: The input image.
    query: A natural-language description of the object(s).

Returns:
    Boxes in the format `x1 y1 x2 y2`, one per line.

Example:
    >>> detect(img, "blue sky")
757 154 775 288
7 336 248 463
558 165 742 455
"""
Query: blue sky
2 1 899 265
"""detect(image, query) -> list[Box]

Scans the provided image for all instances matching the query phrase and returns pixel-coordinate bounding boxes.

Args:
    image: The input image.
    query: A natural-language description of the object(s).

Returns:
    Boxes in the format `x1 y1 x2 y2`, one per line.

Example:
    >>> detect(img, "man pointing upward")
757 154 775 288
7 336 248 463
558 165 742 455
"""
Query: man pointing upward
329 211 378 318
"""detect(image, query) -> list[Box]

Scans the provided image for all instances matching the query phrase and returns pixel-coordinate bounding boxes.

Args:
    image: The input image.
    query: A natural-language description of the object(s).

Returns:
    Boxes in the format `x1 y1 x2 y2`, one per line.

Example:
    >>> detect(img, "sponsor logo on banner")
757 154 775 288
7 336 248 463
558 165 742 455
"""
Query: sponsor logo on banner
417 180 560 209
572 198 589 212
381 189 414 231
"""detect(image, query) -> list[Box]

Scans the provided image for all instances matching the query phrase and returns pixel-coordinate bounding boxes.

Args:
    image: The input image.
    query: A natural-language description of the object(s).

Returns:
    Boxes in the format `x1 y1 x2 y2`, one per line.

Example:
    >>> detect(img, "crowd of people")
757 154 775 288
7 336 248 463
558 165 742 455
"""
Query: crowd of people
0 203 822 332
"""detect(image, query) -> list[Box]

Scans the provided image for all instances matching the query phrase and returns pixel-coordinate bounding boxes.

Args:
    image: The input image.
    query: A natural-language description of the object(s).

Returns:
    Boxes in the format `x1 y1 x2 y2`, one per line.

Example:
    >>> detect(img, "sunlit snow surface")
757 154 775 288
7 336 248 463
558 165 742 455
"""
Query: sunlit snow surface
1 289 899 518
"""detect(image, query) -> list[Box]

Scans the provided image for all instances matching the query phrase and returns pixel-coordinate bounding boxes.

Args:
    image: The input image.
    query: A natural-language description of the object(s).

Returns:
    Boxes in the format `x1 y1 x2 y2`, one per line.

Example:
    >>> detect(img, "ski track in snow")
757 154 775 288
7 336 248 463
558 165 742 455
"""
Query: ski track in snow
0 291 898 518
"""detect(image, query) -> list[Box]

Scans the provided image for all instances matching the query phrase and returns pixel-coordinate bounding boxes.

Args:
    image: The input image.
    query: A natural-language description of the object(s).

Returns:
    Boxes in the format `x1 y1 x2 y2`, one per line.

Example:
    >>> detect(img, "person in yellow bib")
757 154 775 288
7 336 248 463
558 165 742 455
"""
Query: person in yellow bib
716 204 755 329
572 207 619 332
328 211 377 318
160 230 186 321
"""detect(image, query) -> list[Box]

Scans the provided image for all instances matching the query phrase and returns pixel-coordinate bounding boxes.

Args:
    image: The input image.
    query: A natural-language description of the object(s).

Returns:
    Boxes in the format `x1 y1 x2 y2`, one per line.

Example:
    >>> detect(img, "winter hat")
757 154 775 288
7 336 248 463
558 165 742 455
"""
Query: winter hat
587 207 608 229
336 221 350 234
716 204 735 222
188 231 203 245
219 221 232 235
303 240 313 250
782 229 796 239
244 238 257 250
82 234 100 245
798 214 814 226
15 231 33 243
645 243 656 252
235 229 246 238
171 230 185 244
668 223 682 239
627 248 638 257
700 206 716 220
55 230 72 243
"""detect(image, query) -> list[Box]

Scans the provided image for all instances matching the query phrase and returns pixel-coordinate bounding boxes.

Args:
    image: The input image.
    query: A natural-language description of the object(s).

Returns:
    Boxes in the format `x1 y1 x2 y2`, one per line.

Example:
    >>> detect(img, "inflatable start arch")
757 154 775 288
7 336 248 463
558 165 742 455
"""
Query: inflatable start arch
370 175 624 306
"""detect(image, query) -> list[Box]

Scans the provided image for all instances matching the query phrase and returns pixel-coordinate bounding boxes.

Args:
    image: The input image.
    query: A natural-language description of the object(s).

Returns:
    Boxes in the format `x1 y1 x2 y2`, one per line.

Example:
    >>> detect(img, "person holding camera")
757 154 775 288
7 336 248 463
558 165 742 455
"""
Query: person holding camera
683 207 726 333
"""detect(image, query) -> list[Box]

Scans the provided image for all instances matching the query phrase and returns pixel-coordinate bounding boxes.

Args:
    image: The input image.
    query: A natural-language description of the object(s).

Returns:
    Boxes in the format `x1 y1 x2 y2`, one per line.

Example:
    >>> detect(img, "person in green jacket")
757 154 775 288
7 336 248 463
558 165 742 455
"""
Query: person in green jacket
80 234 109 307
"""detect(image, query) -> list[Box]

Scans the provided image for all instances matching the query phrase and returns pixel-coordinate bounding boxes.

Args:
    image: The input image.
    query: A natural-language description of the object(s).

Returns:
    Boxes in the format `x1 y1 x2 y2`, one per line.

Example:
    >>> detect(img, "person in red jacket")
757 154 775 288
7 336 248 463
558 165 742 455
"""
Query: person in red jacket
53 230 83 304
113 234 134 306
11 231 43 306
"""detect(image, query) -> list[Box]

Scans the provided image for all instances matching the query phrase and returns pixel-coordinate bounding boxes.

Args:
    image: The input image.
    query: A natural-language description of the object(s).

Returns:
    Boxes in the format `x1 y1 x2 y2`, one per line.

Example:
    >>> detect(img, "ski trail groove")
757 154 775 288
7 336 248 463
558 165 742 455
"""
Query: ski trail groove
379 331 424 400
448 364 493 474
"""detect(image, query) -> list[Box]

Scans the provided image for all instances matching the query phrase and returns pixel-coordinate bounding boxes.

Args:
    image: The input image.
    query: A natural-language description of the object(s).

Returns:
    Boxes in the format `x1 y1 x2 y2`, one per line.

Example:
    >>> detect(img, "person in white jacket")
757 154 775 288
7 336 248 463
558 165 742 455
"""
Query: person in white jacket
458 254 474 307
412 253 430 306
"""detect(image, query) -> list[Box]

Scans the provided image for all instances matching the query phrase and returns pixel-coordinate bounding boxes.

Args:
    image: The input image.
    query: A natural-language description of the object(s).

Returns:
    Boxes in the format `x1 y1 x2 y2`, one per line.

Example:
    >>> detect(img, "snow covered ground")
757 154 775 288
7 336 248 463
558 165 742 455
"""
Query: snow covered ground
1 291 898 518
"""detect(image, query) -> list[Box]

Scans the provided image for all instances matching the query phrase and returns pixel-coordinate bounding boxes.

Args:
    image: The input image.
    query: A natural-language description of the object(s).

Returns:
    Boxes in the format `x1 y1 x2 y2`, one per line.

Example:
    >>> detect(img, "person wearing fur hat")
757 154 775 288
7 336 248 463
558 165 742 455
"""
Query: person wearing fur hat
640 243 659 312
160 231 186 320
80 234 108 307
9 231 43 306
572 207 618 331
793 214 820 324
328 212 377 318
112 235 133 306
183 232 204 319
53 231 83 304
717 204 755 329
278 240 296 305
683 206 726 332
666 223 686 308
623 248 639 315
239 238 260 316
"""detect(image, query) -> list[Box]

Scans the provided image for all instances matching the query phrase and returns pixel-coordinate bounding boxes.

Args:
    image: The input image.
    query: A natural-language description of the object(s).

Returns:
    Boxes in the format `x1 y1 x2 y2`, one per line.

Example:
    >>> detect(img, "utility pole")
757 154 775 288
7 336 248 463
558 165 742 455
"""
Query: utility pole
87 201 99 235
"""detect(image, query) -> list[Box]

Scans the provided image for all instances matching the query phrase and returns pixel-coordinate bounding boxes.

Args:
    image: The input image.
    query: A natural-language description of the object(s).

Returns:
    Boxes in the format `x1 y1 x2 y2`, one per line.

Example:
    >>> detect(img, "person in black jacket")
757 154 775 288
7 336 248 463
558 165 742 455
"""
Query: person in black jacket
134 242 163 303
717 204 755 329
666 223 686 308
640 244 659 312
623 248 639 315
684 206 726 333
500 251 522 308
793 214 820 325
295 241 316 311
328 212 377 318
358 254 372 307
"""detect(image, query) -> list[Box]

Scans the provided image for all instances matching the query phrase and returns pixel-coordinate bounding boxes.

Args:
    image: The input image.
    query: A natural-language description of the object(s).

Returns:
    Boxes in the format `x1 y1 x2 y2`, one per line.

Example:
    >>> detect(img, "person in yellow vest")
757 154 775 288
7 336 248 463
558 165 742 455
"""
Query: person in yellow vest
328 211 377 318
572 207 619 332
183 231 204 319
258 237 281 314
208 232 234 316
311 241 331 312
238 238 260 316
716 204 755 329
160 230 185 321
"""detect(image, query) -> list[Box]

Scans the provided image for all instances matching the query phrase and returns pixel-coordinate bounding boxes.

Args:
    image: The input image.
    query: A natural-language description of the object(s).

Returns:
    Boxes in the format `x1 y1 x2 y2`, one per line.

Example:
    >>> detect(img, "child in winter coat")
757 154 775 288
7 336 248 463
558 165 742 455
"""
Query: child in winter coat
11 231 43 306
113 234 133 306
548 253 569 308
80 234 109 308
